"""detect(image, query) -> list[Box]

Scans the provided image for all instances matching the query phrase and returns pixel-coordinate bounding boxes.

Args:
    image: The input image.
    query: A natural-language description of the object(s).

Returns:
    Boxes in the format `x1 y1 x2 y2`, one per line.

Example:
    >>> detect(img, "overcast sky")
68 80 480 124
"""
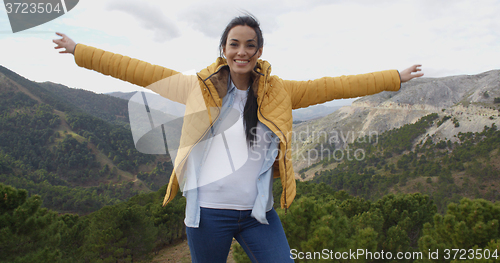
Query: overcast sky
1 0 499 107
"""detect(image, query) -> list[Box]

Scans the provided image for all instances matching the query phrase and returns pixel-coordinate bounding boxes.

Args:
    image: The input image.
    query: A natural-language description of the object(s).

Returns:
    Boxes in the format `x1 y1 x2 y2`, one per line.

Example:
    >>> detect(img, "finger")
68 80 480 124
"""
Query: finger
53 38 65 45
411 73 424 79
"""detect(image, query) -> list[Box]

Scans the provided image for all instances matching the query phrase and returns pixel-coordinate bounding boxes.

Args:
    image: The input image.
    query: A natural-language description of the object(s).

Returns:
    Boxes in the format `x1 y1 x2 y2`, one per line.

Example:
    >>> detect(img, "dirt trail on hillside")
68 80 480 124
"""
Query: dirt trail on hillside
152 239 236 263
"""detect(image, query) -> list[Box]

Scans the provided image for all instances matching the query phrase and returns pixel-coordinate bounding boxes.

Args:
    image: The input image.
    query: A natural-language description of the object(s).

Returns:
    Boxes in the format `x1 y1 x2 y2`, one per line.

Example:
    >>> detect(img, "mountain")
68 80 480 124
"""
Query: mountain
39 82 131 125
107 91 187 118
0 65 172 214
292 104 342 122
292 69 500 173
106 91 137 101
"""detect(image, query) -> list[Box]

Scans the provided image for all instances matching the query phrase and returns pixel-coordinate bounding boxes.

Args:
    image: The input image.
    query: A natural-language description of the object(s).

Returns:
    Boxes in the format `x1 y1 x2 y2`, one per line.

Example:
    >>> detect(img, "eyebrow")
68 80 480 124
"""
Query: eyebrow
230 38 257 43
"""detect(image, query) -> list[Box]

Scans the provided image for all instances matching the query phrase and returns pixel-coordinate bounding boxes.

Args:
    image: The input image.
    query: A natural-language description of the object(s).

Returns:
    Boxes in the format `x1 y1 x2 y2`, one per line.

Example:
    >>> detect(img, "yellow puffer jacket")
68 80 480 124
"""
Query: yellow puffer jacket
74 44 401 210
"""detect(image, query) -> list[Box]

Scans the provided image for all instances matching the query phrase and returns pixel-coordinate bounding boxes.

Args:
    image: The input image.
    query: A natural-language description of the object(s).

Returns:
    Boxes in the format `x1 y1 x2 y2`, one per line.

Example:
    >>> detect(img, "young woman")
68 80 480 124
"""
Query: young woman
54 15 422 262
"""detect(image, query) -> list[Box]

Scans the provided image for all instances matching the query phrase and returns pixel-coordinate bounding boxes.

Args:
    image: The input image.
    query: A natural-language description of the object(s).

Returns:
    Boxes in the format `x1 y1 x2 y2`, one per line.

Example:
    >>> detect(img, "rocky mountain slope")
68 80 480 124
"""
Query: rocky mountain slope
292 70 500 173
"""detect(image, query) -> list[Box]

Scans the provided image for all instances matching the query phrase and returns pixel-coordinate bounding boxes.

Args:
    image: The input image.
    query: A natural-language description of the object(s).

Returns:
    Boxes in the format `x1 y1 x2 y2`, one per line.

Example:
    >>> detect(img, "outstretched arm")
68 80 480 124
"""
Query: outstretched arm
53 32 179 87
285 65 423 109
52 32 196 104
284 69 401 109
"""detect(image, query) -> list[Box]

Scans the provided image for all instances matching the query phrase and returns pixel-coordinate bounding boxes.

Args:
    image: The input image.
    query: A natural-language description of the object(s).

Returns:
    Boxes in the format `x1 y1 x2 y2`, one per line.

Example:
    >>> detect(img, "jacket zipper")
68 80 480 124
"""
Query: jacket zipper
257 65 288 214
175 73 222 166
165 68 223 202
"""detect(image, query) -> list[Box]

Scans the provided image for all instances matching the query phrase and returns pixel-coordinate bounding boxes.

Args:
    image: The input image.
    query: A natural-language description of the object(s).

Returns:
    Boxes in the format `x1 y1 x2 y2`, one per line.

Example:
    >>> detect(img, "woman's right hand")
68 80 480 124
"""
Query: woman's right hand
53 32 77 55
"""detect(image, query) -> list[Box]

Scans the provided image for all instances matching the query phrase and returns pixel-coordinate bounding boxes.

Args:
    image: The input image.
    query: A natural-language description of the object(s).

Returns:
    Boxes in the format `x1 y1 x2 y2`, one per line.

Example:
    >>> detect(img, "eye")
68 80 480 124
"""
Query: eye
230 43 238 47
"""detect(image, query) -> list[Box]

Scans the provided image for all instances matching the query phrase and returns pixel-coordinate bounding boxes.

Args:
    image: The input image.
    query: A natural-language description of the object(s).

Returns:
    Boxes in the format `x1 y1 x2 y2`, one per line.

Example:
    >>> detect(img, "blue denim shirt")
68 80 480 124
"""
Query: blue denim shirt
182 80 280 228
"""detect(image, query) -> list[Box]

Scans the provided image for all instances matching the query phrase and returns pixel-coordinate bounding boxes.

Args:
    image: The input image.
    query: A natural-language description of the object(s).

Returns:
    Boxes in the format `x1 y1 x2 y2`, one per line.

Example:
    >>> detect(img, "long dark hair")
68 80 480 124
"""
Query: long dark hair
219 15 263 148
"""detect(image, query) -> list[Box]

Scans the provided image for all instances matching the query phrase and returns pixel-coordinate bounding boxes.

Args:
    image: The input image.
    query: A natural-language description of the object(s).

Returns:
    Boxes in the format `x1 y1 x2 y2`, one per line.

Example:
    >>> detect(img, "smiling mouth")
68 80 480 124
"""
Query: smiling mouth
235 60 249 64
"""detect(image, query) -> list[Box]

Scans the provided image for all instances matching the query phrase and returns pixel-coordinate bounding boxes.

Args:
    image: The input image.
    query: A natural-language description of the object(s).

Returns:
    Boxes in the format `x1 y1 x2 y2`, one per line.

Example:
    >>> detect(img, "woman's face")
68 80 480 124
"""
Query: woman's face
223 25 263 77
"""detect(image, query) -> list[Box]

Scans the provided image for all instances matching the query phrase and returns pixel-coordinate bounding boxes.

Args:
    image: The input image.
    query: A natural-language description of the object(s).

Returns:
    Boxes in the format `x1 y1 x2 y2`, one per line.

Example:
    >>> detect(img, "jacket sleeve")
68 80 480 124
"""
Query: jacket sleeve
282 70 401 110
74 44 197 104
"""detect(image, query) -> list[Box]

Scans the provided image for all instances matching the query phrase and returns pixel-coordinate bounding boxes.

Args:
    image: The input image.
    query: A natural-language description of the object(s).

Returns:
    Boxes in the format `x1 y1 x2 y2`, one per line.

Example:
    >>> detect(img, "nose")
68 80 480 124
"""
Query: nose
237 46 246 57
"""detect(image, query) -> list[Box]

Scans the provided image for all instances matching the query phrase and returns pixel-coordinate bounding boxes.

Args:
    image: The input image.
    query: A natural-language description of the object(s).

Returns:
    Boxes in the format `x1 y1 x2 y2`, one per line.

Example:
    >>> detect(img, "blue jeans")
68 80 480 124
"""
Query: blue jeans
186 207 294 263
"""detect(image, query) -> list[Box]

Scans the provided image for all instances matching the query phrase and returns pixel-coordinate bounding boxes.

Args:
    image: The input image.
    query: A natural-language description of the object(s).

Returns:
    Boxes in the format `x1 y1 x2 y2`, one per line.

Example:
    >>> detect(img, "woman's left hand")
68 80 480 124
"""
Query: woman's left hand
400 64 423 83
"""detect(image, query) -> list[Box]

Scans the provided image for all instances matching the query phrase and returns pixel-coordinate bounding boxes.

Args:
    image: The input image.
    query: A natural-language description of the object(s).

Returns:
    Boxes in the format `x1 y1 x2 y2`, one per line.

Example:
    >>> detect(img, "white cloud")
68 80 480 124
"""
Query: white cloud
0 0 499 96
106 0 181 42
178 0 334 38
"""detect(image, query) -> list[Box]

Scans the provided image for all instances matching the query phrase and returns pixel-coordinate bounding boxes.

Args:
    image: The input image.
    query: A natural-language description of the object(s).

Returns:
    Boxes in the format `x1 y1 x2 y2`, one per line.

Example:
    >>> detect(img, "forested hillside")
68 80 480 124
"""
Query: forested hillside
231 182 500 262
0 65 171 214
0 183 185 262
39 82 130 125
305 113 500 212
3 179 499 262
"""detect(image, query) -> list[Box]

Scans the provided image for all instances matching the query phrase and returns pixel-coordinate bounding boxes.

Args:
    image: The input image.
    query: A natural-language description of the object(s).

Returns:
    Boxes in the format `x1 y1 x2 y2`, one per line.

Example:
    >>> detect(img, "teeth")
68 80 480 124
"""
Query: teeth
235 60 249 64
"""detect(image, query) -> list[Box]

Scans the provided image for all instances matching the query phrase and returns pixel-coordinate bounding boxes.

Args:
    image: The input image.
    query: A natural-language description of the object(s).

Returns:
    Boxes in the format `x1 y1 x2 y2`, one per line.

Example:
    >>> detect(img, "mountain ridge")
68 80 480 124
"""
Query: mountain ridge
292 69 500 174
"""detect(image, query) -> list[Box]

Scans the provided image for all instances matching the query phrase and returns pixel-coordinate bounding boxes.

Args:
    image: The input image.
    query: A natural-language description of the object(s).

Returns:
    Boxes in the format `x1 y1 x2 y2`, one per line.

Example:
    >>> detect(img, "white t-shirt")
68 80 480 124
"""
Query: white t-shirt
198 87 271 210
